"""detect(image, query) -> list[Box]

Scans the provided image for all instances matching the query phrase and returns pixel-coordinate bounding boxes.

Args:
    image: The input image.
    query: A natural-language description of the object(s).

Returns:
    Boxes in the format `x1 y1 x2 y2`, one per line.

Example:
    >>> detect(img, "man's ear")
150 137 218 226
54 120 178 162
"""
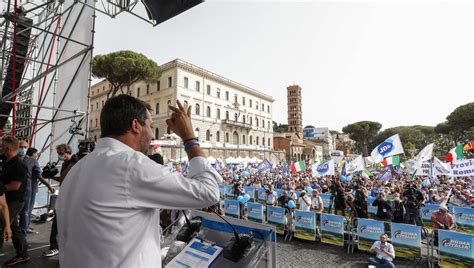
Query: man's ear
130 119 142 134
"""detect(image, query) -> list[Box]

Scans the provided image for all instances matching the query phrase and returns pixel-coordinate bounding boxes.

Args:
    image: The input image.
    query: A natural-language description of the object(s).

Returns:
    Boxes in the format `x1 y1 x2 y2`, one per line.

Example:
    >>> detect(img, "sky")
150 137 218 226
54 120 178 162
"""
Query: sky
93 0 473 132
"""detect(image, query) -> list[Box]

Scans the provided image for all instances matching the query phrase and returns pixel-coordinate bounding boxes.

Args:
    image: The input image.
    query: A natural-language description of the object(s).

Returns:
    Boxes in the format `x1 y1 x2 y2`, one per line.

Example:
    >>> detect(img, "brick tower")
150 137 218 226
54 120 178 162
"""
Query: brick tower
287 85 303 139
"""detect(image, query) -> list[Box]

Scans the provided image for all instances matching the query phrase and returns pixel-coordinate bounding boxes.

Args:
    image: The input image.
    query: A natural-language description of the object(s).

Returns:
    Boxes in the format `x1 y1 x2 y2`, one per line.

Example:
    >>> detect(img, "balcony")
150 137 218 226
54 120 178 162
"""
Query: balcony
221 119 252 129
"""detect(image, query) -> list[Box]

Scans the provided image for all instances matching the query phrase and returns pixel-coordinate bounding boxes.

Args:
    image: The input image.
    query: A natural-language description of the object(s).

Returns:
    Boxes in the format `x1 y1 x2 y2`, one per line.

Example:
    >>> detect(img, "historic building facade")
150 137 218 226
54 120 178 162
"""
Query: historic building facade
89 59 282 161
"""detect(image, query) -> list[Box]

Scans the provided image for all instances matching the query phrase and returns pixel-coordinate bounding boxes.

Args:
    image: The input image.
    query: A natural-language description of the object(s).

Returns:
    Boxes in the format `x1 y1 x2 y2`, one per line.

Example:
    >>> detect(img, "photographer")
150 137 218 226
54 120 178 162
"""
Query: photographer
372 193 391 221
298 190 311 211
403 184 424 226
368 234 395 268
353 183 368 219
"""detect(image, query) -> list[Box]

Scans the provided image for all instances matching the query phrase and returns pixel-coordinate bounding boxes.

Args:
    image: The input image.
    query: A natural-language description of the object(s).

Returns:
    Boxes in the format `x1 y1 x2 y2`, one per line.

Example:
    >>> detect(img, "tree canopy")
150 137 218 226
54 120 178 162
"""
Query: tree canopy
92 50 161 97
342 121 382 156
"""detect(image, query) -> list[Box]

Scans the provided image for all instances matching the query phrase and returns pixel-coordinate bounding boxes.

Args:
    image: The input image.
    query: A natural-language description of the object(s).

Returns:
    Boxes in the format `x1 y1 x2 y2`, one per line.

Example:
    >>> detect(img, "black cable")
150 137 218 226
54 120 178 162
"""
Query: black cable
209 207 240 243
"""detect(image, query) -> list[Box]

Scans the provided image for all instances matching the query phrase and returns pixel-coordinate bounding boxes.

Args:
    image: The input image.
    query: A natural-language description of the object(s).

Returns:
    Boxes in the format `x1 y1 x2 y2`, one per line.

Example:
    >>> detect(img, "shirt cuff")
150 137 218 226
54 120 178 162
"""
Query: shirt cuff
187 156 223 183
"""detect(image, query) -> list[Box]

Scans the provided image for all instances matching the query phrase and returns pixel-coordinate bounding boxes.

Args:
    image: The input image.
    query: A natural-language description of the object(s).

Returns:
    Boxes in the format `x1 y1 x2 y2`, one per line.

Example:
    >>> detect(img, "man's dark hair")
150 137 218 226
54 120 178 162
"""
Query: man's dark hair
100 95 152 138
26 147 38 156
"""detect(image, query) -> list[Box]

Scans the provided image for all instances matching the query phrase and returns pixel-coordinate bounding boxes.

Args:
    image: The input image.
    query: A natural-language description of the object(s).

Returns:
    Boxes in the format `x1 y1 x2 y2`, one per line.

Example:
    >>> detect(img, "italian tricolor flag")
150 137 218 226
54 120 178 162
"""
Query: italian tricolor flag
381 155 400 167
445 145 464 164
291 160 306 173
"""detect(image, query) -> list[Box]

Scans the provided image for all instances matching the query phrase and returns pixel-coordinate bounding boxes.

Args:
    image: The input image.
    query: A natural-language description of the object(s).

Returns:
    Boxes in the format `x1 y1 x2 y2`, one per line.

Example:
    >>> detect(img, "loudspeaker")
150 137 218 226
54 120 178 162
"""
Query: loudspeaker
141 0 203 25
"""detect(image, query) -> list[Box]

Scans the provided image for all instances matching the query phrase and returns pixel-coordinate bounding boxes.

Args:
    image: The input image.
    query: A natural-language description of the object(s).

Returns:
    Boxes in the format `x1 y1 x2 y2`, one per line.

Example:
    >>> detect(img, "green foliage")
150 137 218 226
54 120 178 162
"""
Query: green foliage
92 50 161 97
446 102 474 131
342 121 382 156
304 125 315 129
273 121 288 133
370 126 435 154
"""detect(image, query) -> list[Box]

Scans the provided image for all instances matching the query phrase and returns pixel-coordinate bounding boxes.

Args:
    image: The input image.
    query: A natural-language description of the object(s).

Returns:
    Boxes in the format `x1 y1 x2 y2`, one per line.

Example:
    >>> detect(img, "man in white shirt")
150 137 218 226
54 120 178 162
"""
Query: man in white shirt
265 185 277 206
368 234 395 268
56 96 222 268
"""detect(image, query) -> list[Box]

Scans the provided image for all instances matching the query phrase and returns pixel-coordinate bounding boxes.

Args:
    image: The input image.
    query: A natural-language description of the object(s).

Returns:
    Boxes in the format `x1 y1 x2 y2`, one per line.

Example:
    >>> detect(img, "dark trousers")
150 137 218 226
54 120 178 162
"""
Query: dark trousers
404 209 422 226
368 256 395 268
49 211 58 250
1 200 28 257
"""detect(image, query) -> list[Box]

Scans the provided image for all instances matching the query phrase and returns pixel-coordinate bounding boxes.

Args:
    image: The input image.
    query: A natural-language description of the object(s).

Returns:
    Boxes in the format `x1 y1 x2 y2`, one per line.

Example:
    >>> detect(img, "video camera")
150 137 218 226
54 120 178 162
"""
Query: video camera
42 162 59 178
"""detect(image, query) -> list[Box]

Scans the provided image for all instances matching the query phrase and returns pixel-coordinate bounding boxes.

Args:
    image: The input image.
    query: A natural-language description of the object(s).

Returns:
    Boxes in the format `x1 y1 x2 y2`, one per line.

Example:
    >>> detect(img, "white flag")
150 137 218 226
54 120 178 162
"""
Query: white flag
346 155 365 174
414 143 434 171
312 160 335 177
433 157 451 176
371 134 405 163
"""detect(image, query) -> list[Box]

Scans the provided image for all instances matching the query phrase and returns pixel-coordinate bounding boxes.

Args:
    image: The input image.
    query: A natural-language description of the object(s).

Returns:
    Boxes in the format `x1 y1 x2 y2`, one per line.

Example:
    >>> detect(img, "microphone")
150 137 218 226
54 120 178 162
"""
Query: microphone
175 210 201 243
209 208 253 262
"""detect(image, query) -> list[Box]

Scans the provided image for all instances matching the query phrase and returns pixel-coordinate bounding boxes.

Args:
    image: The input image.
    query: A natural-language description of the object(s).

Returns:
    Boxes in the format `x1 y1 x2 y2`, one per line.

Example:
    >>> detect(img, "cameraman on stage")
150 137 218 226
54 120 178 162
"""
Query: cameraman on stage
402 183 424 226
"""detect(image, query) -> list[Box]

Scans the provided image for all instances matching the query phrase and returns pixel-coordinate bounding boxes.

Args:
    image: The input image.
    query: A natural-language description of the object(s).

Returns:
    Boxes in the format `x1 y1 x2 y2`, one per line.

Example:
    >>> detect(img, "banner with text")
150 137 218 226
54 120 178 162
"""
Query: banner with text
224 199 240 218
258 188 267 204
320 213 344 246
247 202 264 223
391 223 422 258
358 219 385 251
320 194 332 211
266 206 286 235
219 184 226 199
438 230 474 267
451 159 474 177
454 207 474 234
294 210 317 241
244 186 256 202
225 184 235 199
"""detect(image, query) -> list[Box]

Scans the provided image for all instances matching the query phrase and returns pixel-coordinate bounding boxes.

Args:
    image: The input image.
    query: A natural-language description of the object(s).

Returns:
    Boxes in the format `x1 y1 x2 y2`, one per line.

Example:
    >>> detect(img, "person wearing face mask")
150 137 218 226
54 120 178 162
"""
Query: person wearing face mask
18 142 55 236
56 96 222 267
0 136 30 266
391 194 405 223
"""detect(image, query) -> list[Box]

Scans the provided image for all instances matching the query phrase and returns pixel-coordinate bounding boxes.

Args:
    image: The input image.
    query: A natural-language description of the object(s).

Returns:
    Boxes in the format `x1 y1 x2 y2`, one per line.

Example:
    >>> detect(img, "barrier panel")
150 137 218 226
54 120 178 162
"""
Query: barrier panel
244 186 256 202
266 206 286 235
275 189 284 198
391 222 422 258
258 188 267 205
225 184 235 199
320 213 345 246
224 199 240 218
453 207 474 234
247 202 264 223
320 194 332 210
294 210 317 241
438 230 474 267
357 218 385 251
420 204 440 230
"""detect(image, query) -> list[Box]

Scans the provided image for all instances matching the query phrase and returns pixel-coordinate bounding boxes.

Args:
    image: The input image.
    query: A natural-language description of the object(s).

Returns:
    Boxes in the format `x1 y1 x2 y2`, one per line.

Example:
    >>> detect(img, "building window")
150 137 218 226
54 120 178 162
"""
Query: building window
262 137 265 146
242 135 246 145
137 87 140 97
242 115 246 123
249 117 252 125
225 91 229 100
195 104 200 115
184 77 189 88
256 136 259 146
196 81 200 92
206 130 211 141
96 102 98 109
157 80 160 91
90 104 93 112
167 100 171 115
155 103 159 114
95 118 98 127
216 108 220 119
234 94 238 104
207 85 211 95
217 88 221 98
216 131 220 142
256 117 259 127
249 99 252 108
155 128 159 139
268 138 271 147
225 111 229 120
234 113 238 121
268 120 271 129
195 128 200 140
262 103 264 111
168 76 172 87
206 106 211 117
250 135 253 145
101 100 105 108
146 84 150 95
225 132 229 143
262 120 265 128
256 101 259 110
267 105 270 113
242 97 246 106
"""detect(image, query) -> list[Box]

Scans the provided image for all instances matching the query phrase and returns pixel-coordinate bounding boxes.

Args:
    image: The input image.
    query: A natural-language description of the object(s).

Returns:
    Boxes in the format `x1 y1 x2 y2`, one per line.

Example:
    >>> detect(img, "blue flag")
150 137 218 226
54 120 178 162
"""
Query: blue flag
256 159 272 173
340 161 347 176
377 167 393 183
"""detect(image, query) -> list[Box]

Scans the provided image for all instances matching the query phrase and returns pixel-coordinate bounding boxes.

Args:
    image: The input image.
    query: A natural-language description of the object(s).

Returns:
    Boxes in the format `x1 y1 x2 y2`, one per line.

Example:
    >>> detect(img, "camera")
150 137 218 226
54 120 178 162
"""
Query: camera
42 162 59 178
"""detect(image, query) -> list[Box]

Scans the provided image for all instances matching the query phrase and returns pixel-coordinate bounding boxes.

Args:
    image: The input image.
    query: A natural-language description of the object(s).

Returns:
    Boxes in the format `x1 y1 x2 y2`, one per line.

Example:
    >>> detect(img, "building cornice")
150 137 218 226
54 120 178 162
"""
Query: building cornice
162 59 274 103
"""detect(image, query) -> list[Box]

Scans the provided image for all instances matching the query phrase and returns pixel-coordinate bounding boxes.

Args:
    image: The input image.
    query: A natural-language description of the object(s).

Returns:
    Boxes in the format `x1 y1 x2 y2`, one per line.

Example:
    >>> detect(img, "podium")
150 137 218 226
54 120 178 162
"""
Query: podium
163 210 276 268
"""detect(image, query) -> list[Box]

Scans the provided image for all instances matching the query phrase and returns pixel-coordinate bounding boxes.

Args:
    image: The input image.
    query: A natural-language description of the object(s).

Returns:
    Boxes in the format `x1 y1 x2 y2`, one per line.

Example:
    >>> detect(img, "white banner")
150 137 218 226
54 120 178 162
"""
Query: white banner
450 159 474 177
312 160 335 177
433 157 451 176
346 155 365 174
371 134 405 163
